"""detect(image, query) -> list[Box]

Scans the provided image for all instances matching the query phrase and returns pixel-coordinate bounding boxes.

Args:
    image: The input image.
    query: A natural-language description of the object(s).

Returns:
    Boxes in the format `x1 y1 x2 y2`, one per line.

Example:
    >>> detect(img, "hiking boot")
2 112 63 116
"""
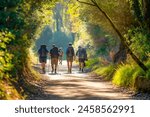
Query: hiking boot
70 69 72 73
54 69 57 74
68 69 71 73
51 69 54 73
82 68 84 72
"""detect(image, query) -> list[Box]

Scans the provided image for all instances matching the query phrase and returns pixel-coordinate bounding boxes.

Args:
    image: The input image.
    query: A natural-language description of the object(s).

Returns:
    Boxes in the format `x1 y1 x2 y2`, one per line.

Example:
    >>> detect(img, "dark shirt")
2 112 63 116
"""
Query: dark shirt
50 47 59 58
38 48 48 58
66 46 75 57
76 48 87 59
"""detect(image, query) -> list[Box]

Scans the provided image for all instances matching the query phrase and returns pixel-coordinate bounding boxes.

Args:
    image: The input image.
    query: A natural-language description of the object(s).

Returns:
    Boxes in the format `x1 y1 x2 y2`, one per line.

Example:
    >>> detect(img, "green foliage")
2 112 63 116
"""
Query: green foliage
0 31 14 79
131 0 143 22
0 88 5 99
0 0 22 10
112 62 150 88
87 24 118 57
126 28 150 61
94 64 115 80
145 61 150 79
112 64 136 87
0 0 57 99
85 58 99 69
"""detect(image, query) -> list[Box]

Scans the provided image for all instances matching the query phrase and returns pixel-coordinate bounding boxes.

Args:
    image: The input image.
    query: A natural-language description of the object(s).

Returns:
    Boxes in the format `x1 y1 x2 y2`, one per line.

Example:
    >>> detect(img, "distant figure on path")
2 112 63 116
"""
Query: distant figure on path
58 47 64 65
50 44 59 74
66 42 75 73
76 46 87 72
38 45 49 74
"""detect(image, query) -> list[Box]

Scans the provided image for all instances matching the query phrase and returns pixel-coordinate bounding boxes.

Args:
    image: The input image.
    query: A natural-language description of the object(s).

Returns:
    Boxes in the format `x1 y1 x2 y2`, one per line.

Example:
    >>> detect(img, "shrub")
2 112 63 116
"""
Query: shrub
112 61 150 89
112 64 136 87
94 64 115 80
85 58 99 70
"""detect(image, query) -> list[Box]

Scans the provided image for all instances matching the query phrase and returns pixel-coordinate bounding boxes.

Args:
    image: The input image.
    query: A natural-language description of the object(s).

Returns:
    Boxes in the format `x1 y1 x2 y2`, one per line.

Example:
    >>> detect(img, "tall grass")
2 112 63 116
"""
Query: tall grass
86 56 150 91
112 64 136 87
94 65 115 80
86 58 99 70
112 61 150 88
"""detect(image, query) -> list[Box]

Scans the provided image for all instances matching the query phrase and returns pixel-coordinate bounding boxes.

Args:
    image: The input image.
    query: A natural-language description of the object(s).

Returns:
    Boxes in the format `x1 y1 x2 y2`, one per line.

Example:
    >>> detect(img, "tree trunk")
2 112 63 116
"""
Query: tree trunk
113 42 127 63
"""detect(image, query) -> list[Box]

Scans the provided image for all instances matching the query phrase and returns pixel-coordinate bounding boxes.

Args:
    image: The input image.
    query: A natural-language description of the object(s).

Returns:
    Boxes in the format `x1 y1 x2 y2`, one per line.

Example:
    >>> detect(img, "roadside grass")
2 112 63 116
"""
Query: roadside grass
86 58 100 70
94 64 115 80
0 55 41 99
0 80 23 99
112 61 150 88
112 64 136 88
87 57 150 91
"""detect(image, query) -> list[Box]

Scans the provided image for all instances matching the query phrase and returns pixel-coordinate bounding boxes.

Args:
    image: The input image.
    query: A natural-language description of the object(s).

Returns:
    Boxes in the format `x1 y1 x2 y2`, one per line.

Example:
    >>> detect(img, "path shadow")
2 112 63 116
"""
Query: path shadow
30 62 132 100
28 77 132 100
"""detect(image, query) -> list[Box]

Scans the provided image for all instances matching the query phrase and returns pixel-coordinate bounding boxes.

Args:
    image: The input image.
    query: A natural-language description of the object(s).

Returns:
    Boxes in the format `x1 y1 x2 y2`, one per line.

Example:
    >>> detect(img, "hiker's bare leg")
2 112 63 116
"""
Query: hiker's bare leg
41 62 46 73
81 61 85 72
54 58 58 74
70 61 72 73
51 59 54 73
67 61 70 73
67 60 71 73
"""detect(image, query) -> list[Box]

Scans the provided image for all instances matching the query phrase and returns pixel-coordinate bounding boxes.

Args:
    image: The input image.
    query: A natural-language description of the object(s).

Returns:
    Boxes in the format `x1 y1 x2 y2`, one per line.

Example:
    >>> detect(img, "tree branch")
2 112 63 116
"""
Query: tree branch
76 0 96 6
77 0 148 71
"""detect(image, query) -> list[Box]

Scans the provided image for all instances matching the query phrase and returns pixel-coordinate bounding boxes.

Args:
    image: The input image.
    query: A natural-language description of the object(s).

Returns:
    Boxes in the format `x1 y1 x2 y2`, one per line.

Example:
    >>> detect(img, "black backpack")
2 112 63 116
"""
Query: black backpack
38 46 48 57
50 47 59 57
67 47 74 57
80 48 87 59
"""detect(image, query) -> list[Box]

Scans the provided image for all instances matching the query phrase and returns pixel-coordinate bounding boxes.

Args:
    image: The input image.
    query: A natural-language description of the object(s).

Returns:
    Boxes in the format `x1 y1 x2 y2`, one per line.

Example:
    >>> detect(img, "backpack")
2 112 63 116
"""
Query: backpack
67 47 74 57
80 48 87 59
38 48 48 57
50 47 59 57
59 50 63 56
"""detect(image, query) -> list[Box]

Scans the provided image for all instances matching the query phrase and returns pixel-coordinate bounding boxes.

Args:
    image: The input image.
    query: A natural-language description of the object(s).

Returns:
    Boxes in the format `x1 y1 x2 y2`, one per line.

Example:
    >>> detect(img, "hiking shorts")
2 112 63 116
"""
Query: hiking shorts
51 58 58 65
67 56 73 62
39 57 47 63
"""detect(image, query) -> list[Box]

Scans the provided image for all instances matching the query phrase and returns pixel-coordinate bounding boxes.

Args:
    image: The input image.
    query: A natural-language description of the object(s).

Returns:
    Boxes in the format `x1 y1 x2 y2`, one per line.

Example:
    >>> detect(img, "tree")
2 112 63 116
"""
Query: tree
76 0 148 71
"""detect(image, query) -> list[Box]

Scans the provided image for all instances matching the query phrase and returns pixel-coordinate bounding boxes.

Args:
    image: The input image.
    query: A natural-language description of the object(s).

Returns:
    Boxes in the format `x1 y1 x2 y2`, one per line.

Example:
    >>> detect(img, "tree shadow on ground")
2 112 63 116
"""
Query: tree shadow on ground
30 63 132 100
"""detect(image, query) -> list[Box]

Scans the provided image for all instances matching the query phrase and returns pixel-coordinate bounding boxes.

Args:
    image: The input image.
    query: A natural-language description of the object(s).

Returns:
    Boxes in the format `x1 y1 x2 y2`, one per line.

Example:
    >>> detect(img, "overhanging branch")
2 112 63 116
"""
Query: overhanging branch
76 0 96 6
76 0 148 71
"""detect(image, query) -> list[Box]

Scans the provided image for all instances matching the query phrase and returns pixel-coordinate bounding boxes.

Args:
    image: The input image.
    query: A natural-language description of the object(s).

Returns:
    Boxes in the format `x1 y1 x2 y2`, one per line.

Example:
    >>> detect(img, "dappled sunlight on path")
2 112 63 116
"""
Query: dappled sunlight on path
31 60 132 100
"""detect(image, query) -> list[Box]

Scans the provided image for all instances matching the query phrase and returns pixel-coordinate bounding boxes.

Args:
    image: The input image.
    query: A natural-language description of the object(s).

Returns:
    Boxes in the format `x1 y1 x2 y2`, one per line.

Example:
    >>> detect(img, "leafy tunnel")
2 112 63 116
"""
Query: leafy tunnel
0 0 150 99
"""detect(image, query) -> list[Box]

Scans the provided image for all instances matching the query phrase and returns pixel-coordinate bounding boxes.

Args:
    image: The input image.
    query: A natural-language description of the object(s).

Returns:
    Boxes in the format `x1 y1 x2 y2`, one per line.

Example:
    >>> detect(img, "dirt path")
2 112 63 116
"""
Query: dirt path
30 61 133 100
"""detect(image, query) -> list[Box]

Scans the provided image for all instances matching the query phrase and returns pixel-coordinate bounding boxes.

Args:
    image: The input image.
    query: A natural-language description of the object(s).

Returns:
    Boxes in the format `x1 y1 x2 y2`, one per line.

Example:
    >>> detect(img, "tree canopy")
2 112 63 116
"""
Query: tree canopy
0 0 150 99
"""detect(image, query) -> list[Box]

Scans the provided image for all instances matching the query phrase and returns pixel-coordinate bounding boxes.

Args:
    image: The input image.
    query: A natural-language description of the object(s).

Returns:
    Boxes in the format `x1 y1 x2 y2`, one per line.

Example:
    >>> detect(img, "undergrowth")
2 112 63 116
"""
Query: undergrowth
94 65 115 80
87 57 150 91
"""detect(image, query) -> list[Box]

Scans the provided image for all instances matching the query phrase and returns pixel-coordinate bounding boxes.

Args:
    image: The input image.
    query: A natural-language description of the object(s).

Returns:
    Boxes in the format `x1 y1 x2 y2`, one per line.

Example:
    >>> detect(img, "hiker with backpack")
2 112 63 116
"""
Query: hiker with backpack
66 42 75 73
76 46 87 72
38 45 49 74
49 44 59 74
58 47 64 65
